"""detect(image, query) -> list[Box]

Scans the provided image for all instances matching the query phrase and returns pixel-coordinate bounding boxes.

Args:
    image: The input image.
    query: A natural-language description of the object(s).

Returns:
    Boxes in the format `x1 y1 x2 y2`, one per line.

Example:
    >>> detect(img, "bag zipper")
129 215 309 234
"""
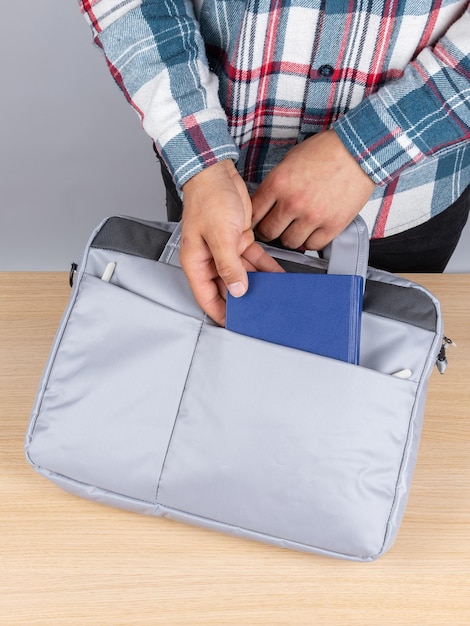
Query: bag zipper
436 336 456 374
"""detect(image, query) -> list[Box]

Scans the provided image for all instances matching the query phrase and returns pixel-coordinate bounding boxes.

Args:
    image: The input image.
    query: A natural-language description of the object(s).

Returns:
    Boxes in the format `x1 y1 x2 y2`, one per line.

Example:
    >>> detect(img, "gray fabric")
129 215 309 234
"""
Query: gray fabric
323 215 369 286
91 215 172 260
363 280 438 332
88 216 438 331
156 323 418 557
25 216 444 562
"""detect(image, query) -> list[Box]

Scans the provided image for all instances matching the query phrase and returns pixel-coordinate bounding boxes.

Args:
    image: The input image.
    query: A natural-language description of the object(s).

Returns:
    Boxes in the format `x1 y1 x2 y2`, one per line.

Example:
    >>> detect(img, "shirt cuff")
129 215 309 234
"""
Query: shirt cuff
157 115 240 191
333 50 469 186
333 92 426 186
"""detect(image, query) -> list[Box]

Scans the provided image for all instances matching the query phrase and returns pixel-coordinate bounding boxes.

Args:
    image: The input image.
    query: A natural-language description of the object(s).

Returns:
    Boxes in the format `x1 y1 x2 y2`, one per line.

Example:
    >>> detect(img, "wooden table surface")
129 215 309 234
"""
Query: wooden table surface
1 272 469 625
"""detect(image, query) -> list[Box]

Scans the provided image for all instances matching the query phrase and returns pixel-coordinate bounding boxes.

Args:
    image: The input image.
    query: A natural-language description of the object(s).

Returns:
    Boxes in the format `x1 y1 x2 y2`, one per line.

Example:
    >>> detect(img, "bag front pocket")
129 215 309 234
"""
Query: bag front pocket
157 324 419 558
27 274 202 504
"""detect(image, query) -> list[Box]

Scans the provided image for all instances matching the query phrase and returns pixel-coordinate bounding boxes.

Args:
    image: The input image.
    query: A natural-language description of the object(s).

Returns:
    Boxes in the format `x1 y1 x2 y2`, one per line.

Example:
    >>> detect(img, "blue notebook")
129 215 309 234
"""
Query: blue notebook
226 272 363 364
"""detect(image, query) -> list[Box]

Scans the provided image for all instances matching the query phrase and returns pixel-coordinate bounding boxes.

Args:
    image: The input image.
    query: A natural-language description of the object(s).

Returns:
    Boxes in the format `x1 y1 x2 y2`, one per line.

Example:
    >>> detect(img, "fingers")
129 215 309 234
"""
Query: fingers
180 226 283 325
255 206 294 244
180 227 251 325
250 130 376 251
303 227 335 251
180 161 255 325
208 228 252 298
242 241 285 273
266 217 336 251
251 172 303 246
251 185 277 230
180 159 294 326
179 234 229 326
252 197 321 250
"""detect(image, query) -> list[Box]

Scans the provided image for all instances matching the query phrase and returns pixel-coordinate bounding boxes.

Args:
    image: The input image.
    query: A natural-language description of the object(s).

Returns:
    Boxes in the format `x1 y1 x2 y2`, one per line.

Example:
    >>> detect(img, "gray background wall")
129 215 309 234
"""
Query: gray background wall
1 1 469 272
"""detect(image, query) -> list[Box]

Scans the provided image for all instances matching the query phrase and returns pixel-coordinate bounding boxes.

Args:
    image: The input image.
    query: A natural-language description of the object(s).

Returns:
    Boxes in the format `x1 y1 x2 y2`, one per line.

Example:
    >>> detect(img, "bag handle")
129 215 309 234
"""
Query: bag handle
160 215 369 285
322 215 369 285
159 222 183 266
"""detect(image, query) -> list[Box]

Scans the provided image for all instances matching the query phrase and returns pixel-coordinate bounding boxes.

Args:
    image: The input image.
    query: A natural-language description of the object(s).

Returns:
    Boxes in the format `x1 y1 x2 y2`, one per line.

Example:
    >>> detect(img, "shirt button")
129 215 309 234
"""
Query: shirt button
318 64 335 78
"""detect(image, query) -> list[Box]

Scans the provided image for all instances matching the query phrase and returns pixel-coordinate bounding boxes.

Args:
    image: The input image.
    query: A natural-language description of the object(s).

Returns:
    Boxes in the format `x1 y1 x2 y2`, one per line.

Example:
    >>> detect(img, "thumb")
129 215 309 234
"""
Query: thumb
214 251 248 299
210 230 254 298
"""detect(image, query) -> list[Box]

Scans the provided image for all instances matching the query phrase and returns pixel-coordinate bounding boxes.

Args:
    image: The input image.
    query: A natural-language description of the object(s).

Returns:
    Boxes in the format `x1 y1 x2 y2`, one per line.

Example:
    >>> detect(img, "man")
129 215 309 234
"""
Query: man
79 0 470 325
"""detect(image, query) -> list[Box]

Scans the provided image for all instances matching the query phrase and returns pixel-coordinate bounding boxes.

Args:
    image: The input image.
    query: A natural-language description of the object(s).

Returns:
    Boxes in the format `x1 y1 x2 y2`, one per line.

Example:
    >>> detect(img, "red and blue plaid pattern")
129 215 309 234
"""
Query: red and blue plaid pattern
79 0 470 238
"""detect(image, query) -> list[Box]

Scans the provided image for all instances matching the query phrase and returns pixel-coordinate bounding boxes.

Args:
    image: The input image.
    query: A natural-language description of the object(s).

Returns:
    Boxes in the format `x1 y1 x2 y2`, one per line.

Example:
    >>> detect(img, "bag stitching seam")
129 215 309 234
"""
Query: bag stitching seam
153 318 206 504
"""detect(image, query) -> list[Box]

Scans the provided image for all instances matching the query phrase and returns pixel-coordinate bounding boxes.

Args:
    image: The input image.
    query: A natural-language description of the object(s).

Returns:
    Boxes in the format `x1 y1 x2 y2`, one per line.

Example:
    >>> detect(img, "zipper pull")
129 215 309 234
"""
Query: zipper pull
436 336 456 374
69 262 78 288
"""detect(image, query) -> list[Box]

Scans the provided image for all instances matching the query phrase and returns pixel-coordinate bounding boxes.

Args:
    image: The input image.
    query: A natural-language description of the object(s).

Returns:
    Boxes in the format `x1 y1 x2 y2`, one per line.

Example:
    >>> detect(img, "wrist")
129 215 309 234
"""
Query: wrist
182 160 238 193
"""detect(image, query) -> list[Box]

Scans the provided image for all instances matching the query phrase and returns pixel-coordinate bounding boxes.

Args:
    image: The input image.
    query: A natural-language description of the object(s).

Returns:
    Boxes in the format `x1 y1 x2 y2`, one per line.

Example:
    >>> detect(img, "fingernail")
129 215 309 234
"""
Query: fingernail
228 281 246 298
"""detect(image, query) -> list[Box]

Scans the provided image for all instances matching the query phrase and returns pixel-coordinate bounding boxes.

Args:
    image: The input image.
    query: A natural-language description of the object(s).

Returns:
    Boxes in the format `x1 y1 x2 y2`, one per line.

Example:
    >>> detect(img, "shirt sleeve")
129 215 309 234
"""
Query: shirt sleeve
333 4 470 186
79 0 239 190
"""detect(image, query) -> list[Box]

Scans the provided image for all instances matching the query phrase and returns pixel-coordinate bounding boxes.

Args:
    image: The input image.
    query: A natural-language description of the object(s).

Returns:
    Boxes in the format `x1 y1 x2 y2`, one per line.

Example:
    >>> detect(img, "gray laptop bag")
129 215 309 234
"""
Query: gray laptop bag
25 215 447 561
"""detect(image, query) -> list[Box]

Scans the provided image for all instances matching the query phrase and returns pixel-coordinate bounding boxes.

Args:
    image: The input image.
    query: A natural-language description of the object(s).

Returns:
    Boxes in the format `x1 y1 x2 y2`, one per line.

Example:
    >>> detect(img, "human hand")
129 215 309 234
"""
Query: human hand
180 160 283 326
251 129 376 250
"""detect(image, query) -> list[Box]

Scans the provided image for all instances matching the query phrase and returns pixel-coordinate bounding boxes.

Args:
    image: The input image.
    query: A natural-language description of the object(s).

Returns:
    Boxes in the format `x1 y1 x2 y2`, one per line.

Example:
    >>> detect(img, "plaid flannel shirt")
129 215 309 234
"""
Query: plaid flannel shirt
79 0 470 238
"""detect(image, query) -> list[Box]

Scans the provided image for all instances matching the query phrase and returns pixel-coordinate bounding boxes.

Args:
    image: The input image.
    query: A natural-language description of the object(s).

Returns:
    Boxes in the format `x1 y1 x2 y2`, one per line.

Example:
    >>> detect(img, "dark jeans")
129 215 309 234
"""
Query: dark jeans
157 150 185 222
368 186 470 272
156 149 470 273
